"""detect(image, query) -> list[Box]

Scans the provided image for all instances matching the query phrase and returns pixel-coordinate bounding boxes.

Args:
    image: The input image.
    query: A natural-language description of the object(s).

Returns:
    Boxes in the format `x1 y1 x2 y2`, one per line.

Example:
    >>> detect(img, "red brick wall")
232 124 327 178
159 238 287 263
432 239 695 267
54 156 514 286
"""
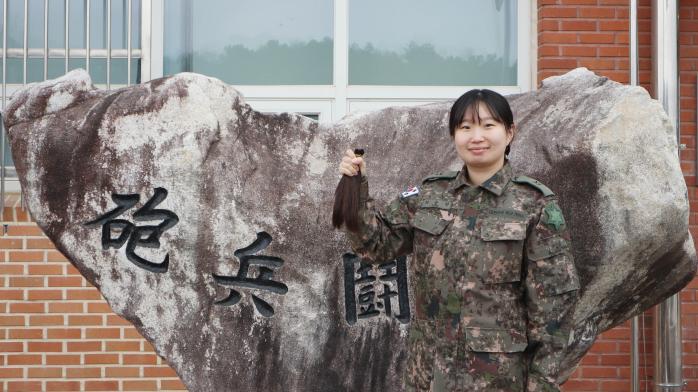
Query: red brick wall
540 0 698 391
538 0 652 88
679 0 698 390
1 195 186 392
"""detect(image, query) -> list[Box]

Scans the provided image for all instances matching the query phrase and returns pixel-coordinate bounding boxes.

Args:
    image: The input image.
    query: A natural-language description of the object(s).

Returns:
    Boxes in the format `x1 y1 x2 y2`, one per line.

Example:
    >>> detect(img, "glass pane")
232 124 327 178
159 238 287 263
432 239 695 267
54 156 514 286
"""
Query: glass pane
89 57 106 83
110 0 126 49
7 58 22 83
164 0 333 85
90 0 107 49
68 57 86 72
110 57 127 84
27 0 43 49
48 0 65 49
69 0 86 49
26 57 42 82
349 0 517 86
130 58 140 84
47 58 67 79
131 0 141 50
109 57 139 84
8 0 23 49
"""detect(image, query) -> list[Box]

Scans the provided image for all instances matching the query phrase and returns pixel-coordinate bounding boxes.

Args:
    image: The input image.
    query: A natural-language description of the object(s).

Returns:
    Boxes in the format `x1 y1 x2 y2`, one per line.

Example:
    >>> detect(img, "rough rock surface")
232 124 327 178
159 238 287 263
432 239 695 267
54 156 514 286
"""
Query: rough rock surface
4 68 695 390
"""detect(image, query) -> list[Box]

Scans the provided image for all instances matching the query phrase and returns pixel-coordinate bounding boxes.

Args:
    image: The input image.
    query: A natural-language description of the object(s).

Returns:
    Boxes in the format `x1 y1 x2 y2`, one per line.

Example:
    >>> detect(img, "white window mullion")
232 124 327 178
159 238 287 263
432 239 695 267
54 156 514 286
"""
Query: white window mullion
149 0 164 80
141 0 164 82
333 0 348 121
140 0 152 81
518 0 534 92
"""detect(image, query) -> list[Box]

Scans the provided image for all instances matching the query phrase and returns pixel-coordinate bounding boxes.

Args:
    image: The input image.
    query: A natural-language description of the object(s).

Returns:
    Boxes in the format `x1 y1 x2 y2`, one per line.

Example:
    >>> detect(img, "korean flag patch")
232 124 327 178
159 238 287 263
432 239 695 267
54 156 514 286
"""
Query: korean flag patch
400 186 420 200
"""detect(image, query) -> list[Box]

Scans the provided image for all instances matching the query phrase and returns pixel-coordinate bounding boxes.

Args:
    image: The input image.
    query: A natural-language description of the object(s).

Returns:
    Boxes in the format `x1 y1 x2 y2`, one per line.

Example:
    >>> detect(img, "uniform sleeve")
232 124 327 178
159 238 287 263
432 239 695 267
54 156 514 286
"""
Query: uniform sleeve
524 197 580 392
341 175 414 264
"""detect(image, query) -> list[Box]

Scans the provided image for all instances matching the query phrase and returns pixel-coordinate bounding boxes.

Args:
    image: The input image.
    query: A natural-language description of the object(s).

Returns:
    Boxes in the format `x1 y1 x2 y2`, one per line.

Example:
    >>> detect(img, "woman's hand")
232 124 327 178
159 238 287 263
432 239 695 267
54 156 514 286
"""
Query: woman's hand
338 148 366 177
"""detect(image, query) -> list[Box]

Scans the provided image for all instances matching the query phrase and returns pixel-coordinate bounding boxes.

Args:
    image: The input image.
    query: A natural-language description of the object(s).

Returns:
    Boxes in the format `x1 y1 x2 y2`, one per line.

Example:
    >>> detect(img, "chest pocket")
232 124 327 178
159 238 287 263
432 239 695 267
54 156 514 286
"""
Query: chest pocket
413 210 449 235
472 217 528 283
412 196 460 236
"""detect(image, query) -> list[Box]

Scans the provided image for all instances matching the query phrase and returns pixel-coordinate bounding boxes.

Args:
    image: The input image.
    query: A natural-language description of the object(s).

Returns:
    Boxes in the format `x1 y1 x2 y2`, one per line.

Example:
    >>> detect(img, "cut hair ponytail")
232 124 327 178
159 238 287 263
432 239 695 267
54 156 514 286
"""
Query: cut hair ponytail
332 148 364 232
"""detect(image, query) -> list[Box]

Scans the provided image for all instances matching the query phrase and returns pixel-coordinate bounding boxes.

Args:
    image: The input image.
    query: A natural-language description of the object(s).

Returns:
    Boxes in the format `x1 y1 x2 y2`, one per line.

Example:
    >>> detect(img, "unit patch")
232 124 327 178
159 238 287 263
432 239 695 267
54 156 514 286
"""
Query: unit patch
543 202 565 231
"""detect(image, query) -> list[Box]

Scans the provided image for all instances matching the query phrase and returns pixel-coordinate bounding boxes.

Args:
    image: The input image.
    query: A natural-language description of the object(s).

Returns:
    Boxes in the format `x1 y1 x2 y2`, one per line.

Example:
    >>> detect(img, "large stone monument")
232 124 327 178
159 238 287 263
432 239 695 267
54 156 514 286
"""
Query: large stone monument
4 67 695 391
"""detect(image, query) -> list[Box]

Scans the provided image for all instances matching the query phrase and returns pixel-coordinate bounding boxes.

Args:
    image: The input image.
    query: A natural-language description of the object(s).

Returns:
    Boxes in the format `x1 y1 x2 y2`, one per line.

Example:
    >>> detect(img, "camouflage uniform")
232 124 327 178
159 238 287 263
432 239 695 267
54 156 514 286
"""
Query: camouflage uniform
344 163 579 392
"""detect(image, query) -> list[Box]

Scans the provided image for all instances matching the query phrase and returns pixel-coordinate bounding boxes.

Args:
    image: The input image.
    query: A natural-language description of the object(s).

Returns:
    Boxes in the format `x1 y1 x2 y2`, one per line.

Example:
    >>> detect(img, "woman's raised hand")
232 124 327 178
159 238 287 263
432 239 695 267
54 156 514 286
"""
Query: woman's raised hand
339 148 366 177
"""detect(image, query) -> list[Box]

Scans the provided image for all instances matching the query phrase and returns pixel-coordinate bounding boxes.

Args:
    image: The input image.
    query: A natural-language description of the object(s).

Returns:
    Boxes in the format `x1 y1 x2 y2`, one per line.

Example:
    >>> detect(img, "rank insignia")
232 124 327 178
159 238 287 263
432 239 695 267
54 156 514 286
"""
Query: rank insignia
544 202 565 231
400 186 420 200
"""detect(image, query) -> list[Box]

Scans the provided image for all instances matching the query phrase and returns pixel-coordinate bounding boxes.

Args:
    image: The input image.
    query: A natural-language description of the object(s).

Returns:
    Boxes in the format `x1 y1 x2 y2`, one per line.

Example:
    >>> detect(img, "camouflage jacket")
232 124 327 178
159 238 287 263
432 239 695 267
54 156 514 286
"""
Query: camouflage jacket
344 163 580 391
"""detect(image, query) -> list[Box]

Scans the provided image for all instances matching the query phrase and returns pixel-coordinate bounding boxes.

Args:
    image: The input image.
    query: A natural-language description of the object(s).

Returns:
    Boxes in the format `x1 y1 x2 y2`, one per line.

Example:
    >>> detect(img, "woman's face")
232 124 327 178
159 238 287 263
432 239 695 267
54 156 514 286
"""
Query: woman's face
453 102 513 172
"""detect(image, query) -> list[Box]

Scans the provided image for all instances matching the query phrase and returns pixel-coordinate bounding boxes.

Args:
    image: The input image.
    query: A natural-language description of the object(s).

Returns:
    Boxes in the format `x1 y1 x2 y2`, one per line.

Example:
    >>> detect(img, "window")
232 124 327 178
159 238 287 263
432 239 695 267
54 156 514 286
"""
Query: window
1 0 144 193
4 0 141 85
157 0 530 121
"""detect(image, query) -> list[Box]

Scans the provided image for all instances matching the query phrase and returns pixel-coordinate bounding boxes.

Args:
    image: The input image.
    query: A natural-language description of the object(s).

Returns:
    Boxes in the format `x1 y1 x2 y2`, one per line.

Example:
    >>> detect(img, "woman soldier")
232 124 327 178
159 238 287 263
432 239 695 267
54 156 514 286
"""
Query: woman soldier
337 89 580 392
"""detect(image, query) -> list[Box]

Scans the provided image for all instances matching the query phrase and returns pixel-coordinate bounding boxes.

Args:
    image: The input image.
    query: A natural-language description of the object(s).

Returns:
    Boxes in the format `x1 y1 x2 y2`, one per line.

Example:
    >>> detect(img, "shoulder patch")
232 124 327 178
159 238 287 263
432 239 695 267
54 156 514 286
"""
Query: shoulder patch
512 175 555 197
400 186 420 200
421 170 459 184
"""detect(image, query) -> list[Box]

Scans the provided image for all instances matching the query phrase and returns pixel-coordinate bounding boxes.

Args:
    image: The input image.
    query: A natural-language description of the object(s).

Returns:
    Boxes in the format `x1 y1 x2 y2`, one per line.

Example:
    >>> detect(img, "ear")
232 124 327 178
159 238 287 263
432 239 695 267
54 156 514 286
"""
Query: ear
507 124 516 144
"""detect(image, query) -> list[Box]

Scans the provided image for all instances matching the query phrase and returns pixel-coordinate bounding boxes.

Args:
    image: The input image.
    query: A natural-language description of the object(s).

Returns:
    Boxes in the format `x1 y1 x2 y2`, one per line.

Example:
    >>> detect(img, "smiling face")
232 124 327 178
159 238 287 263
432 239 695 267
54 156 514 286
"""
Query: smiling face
453 102 514 173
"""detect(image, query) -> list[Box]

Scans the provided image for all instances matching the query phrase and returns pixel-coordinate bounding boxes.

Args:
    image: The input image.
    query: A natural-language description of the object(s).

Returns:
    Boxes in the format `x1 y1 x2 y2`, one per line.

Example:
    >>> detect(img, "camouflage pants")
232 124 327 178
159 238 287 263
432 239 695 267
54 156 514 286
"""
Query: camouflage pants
404 319 526 392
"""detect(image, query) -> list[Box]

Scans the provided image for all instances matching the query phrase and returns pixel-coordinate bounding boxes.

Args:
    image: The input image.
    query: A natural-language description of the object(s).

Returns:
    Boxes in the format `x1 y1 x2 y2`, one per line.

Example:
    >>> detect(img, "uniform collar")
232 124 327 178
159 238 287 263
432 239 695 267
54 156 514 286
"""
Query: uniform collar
448 162 513 196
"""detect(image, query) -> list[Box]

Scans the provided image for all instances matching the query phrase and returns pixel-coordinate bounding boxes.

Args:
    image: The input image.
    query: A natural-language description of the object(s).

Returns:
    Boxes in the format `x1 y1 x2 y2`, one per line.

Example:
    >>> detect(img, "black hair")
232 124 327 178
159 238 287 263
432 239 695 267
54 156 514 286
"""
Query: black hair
448 89 515 156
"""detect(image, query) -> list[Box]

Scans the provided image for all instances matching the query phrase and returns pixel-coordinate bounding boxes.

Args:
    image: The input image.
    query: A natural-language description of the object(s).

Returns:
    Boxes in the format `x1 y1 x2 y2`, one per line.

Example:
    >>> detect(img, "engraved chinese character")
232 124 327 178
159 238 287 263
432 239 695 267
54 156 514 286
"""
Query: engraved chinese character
343 253 410 325
84 187 178 273
213 232 288 317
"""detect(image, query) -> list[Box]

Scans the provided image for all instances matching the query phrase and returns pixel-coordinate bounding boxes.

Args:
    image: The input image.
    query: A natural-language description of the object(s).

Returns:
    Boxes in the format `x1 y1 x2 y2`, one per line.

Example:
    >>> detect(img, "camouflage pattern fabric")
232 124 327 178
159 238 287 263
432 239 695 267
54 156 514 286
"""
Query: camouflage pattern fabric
344 163 580 392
